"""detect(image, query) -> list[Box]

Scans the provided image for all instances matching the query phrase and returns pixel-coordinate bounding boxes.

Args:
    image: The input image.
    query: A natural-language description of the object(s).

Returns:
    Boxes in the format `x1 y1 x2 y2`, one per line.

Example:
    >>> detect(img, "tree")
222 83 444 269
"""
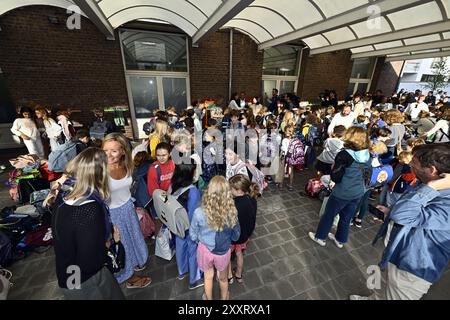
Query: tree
422 57 450 92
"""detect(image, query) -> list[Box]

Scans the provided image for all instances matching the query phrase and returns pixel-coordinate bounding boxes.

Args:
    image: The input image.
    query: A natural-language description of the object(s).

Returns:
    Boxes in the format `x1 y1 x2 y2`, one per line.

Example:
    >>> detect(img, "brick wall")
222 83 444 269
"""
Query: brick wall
189 30 263 103
298 49 353 103
369 57 386 93
376 61 405 95
0 6 129 126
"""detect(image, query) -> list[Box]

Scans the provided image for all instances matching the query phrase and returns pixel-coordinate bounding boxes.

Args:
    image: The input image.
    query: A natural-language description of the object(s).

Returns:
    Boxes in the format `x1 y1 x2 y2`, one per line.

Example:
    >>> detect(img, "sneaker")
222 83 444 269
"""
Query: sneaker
134 265 146 272
328 233 344 249
349 294 370 300
308 232 326 247
177 273 188 280
353 219 362 228
189 279 204 290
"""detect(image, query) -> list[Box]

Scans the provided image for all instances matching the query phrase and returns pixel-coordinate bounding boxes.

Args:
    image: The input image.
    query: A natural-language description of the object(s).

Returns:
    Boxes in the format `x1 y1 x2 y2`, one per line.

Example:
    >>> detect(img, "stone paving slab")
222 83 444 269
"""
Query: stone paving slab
0 150 449 300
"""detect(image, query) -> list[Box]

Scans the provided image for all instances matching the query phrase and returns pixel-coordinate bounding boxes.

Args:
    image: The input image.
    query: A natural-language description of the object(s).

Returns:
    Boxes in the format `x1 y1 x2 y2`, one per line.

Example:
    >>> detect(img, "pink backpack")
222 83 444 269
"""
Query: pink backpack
286 138 305 166
135 207 155 238
305 178 324 198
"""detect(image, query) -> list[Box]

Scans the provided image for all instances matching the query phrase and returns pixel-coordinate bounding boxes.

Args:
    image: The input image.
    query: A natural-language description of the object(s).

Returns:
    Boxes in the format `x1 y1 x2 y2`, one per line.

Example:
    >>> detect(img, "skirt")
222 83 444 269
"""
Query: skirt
110 199 149 283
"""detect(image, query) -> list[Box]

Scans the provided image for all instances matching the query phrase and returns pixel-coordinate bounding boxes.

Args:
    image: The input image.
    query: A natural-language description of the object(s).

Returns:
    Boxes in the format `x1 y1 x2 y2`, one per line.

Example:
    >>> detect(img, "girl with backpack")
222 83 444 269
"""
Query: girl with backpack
103 133 151 289
227 174 259 285
189 176 241 300
170 163 203 290
308 127 372 249
281 125 305 191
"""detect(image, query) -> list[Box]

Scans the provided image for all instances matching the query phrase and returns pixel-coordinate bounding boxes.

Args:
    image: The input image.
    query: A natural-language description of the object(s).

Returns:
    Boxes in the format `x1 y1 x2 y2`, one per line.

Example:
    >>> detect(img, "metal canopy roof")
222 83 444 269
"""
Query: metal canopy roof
2 0 450 61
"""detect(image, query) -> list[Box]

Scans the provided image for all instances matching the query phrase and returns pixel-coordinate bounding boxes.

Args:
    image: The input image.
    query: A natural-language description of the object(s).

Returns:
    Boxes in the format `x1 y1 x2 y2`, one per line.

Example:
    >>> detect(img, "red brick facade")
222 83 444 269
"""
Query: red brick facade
189 30 263 103
0 6 129 126
298 49 353 103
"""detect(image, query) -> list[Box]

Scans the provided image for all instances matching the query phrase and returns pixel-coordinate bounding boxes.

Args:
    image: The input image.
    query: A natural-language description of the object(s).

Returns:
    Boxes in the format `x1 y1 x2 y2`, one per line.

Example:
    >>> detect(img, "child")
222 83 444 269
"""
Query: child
171 163 203 290
316 125 346 175
202 129 223 182
10 106 44 158
225 148 248 180
281 125 305 191
189 176 241 300
309 127 371 248
227 175 259 284
353 115 368 129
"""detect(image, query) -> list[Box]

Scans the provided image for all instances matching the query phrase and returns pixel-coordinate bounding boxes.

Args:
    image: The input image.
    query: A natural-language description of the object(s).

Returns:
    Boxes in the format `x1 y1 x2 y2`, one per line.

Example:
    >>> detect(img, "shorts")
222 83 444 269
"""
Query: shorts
197 242 231 272
230 240 249 252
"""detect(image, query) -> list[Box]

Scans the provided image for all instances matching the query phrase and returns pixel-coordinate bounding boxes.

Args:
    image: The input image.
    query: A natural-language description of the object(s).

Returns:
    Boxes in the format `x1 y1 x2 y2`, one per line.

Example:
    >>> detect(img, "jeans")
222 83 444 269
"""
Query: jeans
315 194 361 243
175 234 202 285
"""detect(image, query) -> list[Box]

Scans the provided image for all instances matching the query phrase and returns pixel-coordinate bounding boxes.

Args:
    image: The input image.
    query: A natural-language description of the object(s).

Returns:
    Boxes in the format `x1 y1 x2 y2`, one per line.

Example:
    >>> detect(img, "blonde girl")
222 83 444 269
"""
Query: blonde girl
189 176 241 300
52 148 124 300
35 105 63 152
149 119 169 158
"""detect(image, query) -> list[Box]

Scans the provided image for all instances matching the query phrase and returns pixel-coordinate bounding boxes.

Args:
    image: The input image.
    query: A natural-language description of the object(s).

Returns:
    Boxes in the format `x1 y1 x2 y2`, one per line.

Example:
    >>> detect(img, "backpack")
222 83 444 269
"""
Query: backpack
235 162 267 195
286 138 305 166
0 231 13 267
48 142 78 173
305 178 324 198
89 120 108 140
152 186 194 238
131 162 154 208
306 125 319 146
370 164 394 187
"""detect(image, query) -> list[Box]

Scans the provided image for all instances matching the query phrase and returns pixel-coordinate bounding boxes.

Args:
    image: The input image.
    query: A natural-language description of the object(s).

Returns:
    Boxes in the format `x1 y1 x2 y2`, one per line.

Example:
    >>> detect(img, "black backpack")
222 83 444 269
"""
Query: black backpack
0 230 13 267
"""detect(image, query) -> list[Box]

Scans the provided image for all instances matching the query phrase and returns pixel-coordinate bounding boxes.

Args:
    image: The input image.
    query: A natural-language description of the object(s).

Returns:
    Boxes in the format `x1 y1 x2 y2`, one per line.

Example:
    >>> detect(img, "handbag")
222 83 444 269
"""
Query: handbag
105 237 125 274
155 227 175 261
0 268 13 300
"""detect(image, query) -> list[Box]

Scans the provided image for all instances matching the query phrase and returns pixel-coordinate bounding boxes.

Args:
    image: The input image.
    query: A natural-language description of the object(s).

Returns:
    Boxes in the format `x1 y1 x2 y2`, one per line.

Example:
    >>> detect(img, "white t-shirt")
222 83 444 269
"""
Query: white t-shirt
108 174 132 209
406 102 429 122
327 112 356 135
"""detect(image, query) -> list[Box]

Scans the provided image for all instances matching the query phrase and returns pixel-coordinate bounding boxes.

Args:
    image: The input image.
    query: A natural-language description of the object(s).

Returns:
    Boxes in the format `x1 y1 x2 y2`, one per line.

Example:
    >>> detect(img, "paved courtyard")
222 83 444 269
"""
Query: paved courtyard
1 148 449 300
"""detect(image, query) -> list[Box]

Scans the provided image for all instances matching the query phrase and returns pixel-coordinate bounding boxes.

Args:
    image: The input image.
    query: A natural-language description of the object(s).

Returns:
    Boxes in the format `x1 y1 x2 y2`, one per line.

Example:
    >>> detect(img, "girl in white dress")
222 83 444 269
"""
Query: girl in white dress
11 106 44 158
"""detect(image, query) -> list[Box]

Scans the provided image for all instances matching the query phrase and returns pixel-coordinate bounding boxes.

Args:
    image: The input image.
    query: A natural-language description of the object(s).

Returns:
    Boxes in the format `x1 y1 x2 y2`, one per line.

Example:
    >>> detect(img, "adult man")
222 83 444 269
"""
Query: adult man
327 104 355 135
234 91 248 110
268 88 280 113
405 95 429 123
424 91 436 106
351 143 450 300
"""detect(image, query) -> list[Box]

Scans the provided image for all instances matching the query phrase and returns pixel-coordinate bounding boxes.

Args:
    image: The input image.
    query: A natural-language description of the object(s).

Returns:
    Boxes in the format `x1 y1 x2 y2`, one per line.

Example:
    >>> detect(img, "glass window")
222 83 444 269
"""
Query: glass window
262 80 277 106
121 30 187 72
351 58 375 79
129 76 159 118
280 81 296 95
263 46 299 76
163 78 187 112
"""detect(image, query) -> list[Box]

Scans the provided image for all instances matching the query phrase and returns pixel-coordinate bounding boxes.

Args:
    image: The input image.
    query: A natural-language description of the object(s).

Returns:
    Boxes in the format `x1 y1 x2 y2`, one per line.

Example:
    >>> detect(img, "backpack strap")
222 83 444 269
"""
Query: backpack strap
152 164 161 189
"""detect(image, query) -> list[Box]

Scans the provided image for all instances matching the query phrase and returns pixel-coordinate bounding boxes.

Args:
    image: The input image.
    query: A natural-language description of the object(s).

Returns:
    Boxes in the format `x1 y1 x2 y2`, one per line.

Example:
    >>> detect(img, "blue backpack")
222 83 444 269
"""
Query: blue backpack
48 142 78 173
131 163 161 208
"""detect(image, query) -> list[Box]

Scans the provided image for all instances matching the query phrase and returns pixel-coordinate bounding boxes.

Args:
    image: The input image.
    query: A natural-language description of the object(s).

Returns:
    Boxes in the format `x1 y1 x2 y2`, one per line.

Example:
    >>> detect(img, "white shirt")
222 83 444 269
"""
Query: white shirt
327 112 356 135
108 174 132 209
11 118 39 140
406 102 429 122
281 138 290 155
426 119 449 143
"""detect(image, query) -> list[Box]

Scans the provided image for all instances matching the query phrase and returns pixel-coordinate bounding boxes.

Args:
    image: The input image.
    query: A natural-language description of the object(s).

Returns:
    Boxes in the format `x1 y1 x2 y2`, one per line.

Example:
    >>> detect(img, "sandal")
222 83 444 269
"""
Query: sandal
234 275 243 284
126 276 152 289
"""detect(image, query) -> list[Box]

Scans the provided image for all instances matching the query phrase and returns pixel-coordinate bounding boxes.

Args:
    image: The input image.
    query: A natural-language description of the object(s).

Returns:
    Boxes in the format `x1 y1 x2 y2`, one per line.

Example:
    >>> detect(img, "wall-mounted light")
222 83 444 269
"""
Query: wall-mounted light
48 16 60 24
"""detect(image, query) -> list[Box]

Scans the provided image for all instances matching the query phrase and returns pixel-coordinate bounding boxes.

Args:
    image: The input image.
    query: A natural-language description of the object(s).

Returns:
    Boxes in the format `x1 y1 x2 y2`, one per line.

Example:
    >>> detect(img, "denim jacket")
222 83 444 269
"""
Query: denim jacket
379 184 450 283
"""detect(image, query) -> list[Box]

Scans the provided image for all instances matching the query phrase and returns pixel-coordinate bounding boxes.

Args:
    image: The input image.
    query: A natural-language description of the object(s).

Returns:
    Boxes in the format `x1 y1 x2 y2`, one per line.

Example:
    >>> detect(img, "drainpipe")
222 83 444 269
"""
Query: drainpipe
229 29 233 101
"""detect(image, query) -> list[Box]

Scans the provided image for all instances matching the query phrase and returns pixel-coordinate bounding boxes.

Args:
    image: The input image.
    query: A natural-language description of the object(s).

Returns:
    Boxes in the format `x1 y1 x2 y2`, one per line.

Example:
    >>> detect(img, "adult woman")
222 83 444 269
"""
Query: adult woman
11 106 44 158
423 108 450 143
383 109 406 155
171 163 203 290
309 127 372 248
52 148 124 300
102 133 150 288
35 106 63 152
